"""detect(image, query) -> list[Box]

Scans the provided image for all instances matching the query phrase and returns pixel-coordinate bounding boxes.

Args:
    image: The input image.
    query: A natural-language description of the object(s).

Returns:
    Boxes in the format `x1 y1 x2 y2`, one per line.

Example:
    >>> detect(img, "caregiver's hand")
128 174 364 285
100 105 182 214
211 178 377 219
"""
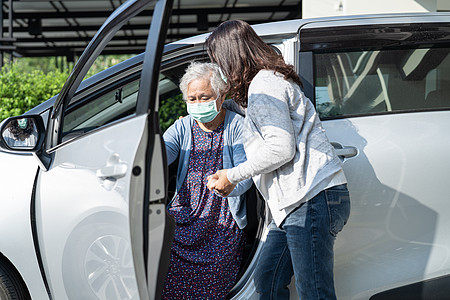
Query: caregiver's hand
207 169 236 197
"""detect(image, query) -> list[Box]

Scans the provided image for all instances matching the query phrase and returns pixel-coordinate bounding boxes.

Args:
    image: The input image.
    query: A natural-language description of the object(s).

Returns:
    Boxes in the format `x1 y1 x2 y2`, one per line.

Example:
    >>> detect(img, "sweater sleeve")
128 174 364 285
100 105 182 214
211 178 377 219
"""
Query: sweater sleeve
227 71 298 184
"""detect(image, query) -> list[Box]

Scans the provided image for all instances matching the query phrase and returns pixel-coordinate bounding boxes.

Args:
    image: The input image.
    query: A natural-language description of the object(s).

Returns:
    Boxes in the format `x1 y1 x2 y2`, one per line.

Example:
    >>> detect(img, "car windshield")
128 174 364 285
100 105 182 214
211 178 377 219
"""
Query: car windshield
314 46 450 118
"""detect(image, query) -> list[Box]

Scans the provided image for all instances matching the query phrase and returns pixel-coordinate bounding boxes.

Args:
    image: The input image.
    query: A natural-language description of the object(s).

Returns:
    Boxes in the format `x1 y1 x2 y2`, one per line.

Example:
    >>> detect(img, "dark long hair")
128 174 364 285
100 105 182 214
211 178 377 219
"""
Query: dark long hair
7 119 34 141
205 20 302 108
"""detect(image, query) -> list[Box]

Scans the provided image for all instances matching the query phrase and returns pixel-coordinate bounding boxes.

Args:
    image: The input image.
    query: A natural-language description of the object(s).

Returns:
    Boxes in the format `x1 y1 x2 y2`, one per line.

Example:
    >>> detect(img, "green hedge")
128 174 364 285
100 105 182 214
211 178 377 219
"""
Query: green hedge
0 58 184 131
159 94 186 132
0 63 69 120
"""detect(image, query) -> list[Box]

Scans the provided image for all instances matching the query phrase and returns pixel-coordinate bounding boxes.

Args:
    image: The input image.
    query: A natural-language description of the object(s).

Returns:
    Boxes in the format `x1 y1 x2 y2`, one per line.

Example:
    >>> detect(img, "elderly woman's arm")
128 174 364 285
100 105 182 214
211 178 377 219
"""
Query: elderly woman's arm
208 113 253 197
162 119 185 165
227 141 253 197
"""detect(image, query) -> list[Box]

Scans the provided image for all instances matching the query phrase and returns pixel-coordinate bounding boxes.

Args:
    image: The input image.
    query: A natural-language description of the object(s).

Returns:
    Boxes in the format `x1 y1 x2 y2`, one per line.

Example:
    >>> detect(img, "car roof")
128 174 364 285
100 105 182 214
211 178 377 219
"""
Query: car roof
170 12 450 46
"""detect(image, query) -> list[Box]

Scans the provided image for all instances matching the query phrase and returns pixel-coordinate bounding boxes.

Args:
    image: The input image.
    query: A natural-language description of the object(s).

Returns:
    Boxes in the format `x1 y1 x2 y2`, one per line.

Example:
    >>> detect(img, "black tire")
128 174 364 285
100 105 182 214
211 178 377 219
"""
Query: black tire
0 261 31 300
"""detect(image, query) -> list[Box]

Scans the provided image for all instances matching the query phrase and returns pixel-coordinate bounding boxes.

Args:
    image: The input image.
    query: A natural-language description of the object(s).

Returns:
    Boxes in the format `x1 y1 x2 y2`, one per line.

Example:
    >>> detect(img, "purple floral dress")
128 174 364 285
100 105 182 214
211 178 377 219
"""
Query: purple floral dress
162 121 244 300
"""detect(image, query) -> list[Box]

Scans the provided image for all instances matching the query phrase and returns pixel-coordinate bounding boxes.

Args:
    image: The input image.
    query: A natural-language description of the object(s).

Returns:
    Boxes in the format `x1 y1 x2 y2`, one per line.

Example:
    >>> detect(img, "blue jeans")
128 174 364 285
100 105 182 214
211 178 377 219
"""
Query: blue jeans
254 184 350 299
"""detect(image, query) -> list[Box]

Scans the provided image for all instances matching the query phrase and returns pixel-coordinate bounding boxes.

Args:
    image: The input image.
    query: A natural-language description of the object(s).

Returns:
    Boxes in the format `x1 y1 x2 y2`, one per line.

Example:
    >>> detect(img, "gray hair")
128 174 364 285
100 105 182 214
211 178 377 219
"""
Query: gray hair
179 61 227 101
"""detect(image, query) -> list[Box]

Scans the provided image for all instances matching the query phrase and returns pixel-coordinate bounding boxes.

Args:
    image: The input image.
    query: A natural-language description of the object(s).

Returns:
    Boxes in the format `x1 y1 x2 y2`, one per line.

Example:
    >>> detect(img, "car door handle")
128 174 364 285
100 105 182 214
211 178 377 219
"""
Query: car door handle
331 142 358 159
335 147 358 158
96 153 128 180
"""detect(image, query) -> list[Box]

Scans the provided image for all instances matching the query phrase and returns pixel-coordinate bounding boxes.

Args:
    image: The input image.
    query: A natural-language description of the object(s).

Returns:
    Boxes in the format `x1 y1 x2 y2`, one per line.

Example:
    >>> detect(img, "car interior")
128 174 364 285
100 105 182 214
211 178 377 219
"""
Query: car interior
314 45 450 119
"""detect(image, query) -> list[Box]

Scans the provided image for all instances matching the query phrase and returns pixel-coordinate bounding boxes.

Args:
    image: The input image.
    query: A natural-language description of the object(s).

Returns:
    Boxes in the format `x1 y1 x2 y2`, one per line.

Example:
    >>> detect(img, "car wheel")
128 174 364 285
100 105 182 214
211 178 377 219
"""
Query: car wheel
62 218 138 300
0 261 31 300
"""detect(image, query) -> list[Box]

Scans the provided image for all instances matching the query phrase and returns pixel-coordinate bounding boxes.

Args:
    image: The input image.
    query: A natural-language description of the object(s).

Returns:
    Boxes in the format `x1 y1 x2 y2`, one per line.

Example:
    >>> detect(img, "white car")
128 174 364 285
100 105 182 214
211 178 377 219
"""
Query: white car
0 0 449 298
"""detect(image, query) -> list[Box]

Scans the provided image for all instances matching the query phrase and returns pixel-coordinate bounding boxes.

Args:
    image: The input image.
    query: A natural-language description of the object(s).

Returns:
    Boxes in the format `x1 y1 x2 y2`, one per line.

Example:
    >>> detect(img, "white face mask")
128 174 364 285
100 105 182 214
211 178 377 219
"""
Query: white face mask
17 118 28 129
186 98 221 123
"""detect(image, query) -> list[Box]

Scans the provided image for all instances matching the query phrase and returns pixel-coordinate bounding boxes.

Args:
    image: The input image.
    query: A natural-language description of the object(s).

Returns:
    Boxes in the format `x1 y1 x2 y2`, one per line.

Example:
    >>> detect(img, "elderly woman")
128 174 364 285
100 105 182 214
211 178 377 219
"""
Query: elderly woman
161 61 252 299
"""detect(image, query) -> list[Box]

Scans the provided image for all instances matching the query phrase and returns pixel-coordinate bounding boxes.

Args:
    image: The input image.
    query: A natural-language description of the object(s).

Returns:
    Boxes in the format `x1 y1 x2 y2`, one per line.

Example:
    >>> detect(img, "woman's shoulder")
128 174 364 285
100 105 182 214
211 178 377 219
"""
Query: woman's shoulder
251 69 291 88
164 115 193 136
222 99 246 117
250 69 294 96
175 115 193 126
225 109 245 125
253 69 285 82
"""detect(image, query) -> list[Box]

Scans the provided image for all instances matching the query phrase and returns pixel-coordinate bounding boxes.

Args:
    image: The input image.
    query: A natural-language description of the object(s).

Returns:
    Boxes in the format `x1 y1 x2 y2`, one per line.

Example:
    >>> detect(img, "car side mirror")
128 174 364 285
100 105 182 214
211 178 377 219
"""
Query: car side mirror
0 115 52 170
1 116 40 150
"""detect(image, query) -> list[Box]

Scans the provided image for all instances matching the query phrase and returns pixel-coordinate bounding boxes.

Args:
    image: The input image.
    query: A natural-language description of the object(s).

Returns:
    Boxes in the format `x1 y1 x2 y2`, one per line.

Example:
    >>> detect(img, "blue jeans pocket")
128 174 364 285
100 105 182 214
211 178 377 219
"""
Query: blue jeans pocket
325 184 351 237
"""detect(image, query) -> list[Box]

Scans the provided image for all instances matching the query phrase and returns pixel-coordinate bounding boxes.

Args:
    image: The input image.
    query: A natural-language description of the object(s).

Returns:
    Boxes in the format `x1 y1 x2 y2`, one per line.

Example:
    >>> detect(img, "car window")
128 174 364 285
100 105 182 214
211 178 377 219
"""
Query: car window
62 79 140 141
314 47 450 118
158 63 191 132
61 57 192 143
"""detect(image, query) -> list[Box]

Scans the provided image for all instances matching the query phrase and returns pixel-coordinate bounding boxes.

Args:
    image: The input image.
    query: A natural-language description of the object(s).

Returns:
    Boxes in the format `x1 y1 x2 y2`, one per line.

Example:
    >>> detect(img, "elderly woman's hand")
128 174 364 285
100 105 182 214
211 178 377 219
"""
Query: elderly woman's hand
207 169 237 197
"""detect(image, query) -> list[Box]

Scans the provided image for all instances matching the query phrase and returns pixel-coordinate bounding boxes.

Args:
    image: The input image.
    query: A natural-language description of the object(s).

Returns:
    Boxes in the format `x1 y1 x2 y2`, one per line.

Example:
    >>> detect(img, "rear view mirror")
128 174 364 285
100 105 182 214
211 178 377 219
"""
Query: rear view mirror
1 116 40 150
0 115 51 170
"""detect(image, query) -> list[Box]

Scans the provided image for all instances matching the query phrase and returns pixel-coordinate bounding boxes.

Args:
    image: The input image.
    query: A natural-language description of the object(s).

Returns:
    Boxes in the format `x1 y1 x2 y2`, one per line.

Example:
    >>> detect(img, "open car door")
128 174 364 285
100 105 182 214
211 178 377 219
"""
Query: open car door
34 0 174 299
